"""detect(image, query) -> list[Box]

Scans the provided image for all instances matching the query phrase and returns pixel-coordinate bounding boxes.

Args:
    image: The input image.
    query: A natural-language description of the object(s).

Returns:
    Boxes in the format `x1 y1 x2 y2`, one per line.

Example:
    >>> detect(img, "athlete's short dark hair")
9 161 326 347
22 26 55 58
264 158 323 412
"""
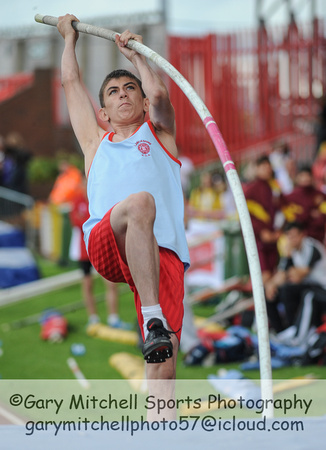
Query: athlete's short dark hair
99 69 146 107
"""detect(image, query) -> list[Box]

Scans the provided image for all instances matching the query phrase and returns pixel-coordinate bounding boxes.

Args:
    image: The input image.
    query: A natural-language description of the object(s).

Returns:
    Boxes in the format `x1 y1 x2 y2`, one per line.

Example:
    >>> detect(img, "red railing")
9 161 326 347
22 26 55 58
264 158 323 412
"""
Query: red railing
168 19 326 166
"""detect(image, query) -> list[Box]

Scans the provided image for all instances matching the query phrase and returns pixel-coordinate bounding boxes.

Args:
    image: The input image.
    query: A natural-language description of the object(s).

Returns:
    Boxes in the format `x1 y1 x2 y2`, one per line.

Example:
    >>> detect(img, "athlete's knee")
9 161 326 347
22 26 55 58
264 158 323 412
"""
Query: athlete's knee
127 192 156 223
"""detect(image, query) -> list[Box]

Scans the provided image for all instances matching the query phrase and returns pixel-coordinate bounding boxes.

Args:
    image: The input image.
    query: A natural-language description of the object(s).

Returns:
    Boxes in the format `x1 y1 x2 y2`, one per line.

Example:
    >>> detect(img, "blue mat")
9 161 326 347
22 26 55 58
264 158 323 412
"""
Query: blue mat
0 247 39 288
0 221 25 248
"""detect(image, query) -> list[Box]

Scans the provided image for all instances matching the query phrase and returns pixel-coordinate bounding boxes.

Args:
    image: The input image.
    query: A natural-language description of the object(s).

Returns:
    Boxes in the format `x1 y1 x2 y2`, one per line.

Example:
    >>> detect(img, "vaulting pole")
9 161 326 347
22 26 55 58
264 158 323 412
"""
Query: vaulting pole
35 14 274 417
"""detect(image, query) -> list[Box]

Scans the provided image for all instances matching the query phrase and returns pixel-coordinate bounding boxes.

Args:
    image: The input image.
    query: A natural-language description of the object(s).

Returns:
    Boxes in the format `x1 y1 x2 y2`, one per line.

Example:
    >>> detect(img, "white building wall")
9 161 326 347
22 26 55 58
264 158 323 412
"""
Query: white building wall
0 12 167 105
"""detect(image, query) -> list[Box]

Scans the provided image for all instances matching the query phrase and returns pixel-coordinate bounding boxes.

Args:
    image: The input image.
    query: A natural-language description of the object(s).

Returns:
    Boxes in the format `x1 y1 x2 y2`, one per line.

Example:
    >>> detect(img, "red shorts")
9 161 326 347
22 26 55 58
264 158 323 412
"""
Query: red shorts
87 207 185 341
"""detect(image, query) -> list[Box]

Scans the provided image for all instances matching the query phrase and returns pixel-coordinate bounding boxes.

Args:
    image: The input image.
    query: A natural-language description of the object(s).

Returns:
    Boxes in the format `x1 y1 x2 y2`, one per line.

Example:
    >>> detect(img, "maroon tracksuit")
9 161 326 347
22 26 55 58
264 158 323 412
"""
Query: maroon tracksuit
244 179 280 273
282 186 326 243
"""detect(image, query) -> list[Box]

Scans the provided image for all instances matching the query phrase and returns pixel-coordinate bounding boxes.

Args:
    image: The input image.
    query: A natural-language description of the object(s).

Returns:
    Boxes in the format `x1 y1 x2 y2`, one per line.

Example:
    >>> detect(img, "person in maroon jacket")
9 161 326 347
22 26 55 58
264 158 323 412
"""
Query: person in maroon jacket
244 155 282 283
282 165 326 243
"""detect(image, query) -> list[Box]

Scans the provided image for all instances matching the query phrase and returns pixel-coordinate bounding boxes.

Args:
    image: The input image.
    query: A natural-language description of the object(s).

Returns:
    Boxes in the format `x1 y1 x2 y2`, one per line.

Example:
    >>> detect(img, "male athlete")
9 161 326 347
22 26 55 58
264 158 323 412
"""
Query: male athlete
57 14 190 380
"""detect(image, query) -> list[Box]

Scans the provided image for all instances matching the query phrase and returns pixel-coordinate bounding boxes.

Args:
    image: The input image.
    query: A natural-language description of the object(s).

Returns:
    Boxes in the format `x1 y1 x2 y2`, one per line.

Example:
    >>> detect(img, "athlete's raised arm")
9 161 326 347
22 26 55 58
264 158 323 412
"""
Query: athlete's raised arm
116 30 178 157
57 14 104 171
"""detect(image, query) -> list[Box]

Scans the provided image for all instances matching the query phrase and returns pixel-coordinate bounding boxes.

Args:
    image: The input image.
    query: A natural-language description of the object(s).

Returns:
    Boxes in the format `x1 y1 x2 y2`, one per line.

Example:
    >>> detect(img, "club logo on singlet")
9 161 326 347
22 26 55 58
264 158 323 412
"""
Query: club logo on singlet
135 140 151 157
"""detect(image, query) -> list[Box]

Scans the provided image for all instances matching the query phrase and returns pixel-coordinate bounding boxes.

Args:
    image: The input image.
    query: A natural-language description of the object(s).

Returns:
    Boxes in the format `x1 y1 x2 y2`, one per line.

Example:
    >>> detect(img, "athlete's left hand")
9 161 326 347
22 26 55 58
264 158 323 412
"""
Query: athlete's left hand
115 30 144 63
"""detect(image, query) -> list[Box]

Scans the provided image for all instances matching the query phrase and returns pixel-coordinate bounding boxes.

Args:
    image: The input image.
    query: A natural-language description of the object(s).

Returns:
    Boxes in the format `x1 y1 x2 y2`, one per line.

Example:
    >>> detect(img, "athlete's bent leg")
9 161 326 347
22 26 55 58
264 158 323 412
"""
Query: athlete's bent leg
110 191 160 307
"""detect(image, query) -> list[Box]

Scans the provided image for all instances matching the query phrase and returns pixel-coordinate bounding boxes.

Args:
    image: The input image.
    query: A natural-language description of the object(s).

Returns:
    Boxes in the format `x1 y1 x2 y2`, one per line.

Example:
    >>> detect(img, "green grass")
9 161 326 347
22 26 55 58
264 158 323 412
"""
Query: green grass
0 277 138 380
0 256 325 381
33 252 79 278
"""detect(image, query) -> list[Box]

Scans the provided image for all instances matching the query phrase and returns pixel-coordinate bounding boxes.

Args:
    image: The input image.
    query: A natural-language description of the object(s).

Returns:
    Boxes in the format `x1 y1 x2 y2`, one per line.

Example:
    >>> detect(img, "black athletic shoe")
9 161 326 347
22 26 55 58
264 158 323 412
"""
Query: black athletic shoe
142 318 175 363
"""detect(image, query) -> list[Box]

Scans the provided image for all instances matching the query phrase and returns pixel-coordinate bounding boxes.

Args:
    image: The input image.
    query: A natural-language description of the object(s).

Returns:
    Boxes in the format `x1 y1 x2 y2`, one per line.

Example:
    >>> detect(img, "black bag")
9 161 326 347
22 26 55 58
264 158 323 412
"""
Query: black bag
294 324 326 366
214 333 253 363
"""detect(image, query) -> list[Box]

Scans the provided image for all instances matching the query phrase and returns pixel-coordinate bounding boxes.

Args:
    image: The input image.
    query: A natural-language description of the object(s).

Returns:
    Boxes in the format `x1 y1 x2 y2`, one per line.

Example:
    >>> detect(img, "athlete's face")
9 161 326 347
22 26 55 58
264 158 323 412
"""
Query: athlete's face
100 76 148 123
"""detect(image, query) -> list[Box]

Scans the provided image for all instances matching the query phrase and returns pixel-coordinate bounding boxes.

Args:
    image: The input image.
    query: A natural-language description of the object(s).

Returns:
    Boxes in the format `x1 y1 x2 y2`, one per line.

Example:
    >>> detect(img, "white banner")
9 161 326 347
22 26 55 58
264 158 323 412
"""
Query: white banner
186 219 225 289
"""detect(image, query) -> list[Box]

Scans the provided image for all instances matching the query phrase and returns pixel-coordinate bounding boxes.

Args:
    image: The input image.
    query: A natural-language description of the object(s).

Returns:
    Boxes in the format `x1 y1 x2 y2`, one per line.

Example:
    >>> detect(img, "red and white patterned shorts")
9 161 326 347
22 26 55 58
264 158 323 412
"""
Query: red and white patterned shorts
87 206 185 341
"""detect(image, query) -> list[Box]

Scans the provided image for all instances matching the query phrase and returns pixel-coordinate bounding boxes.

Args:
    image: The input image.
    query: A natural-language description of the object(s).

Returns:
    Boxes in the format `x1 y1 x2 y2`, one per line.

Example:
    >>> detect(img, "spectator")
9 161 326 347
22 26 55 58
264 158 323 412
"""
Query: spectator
244 155 281 283
212 172 237 219
3 132 32 194
275 288 326 348
188 170 224 220
49 159 83 206
319 165 326 195
313 142 326 192
265 221 326 333
282 165 326 243
269 140 294 194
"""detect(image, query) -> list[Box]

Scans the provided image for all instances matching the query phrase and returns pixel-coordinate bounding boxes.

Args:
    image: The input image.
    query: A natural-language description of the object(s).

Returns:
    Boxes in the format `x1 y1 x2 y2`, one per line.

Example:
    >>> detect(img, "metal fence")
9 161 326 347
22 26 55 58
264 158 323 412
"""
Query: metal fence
168 19 326 166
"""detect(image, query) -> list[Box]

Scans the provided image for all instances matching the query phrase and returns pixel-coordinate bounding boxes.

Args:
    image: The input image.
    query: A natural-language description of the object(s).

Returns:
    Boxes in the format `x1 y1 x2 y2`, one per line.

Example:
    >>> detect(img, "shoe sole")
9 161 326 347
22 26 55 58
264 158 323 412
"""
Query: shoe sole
143 342 173 363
